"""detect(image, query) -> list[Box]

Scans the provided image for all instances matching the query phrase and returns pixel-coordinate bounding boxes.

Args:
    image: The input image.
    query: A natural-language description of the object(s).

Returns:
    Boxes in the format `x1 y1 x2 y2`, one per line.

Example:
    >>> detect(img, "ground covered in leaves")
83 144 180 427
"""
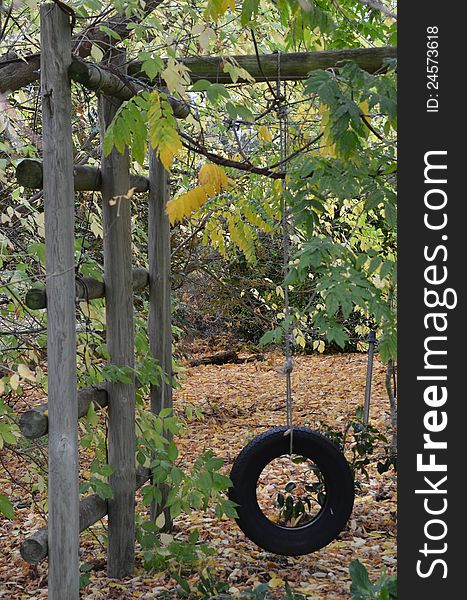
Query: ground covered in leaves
0 351 396 598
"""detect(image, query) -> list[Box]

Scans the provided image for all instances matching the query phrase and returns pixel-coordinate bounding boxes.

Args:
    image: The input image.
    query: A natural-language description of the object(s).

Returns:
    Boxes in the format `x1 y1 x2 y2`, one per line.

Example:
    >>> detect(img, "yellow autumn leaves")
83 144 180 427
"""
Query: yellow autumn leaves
257 125 272 143
166 163 232 224
147 92 183 172
204 0 235 21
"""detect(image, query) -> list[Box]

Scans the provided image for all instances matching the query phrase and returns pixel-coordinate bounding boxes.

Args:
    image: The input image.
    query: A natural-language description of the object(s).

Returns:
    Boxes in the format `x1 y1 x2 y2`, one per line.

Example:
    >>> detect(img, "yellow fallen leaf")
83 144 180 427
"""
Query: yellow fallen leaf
268 576 284 588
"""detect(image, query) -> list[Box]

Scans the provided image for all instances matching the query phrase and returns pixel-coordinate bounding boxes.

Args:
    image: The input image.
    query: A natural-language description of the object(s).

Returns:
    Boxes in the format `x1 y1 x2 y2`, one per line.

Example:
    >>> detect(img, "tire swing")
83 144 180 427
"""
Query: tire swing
228 63 354 556
228 427 355 556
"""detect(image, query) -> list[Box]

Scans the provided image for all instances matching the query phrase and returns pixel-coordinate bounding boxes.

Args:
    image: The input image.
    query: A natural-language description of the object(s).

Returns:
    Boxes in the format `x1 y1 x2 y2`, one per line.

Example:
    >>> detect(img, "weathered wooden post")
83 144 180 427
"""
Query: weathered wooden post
40 4 79 598
148 150 173 524
99 51 136 578
148 151 173 414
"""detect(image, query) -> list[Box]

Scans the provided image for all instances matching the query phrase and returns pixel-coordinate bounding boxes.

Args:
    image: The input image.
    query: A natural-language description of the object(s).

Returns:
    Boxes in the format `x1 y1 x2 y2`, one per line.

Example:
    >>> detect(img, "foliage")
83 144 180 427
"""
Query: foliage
169 568 307 598
0 0 397 593
0 493 15 519
102 90 182 171
349 560 397 599
135 407 236 570
318 407 396 479
167 163 232 224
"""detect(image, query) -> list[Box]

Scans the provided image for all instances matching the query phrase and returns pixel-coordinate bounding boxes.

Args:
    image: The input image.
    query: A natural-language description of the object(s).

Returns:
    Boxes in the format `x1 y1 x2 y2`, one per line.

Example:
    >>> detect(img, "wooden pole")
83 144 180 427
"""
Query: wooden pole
148 150 173 525
148 151 173 415
99 50 136 578
363 331 376 427
40 4 79 599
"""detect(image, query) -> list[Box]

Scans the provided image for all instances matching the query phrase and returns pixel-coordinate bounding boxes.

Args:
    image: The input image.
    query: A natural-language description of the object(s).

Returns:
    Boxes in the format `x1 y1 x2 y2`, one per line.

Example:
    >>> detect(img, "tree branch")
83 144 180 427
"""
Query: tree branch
0 0 166 93
179 132 285 180
357 0 397 20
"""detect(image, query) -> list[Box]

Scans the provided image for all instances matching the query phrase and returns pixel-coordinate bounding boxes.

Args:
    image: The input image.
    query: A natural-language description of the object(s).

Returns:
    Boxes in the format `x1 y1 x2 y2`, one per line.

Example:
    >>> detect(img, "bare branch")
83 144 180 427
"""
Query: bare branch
357 0 397 20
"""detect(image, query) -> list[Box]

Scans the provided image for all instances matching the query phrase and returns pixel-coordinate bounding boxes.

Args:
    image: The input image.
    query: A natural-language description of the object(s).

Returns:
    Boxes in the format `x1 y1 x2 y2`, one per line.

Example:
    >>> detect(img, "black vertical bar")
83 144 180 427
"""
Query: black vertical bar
399 3 466 597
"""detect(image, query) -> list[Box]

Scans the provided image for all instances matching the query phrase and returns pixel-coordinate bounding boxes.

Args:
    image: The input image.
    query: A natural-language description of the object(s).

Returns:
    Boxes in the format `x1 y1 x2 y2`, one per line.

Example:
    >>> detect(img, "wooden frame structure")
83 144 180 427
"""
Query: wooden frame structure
16 5 395 598
18 5 175 598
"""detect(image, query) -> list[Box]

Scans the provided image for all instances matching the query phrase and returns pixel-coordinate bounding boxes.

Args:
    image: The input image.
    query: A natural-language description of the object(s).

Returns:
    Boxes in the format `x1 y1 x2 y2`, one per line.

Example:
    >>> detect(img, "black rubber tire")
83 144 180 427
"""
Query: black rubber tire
228 426 354 556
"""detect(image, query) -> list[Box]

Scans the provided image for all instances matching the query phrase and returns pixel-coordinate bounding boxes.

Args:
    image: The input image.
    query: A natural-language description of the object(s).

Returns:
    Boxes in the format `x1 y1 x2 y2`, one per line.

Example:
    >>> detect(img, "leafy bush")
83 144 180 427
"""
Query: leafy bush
349 560 397 600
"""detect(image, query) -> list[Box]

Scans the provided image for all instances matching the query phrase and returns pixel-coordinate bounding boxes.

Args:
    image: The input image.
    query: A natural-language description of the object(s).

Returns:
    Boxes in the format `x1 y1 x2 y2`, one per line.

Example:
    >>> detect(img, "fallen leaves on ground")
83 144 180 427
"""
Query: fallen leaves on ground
0 351 396 598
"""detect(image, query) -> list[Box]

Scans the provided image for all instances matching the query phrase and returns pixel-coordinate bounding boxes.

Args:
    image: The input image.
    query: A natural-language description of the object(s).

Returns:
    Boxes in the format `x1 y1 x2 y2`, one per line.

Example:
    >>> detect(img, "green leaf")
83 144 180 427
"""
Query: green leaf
206 83 230 104
0 422 17 447
350 560 374 597
170 498 182 518
325 292 339 316
259 329 275 345
98 25 122 40
141 57 164 81
212 472 232 490
325 325 348 349
367 256 382 276
205 456 224 471
102 127 115 156
304 71 339 105
192 79 212 92
259 327 282 346
241 0 260 25
167 440 178 461
197 470 212 495
86 402 99 427
226 102 254 122
385 203 397 229
0 494 14 519
379 260 394 280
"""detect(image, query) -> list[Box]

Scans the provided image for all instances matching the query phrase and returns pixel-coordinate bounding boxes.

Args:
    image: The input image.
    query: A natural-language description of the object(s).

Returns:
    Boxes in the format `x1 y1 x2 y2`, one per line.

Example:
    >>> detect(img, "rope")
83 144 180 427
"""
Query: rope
276 52 294 455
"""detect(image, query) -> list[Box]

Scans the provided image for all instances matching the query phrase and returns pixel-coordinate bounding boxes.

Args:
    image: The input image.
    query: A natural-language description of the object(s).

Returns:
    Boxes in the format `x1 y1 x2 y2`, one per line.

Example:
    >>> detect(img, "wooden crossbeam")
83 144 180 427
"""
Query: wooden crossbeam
128 45 396 83
20 467 151 564
25 268 149 310
69 59 190 118
16 159 149 192
19 386 108 439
